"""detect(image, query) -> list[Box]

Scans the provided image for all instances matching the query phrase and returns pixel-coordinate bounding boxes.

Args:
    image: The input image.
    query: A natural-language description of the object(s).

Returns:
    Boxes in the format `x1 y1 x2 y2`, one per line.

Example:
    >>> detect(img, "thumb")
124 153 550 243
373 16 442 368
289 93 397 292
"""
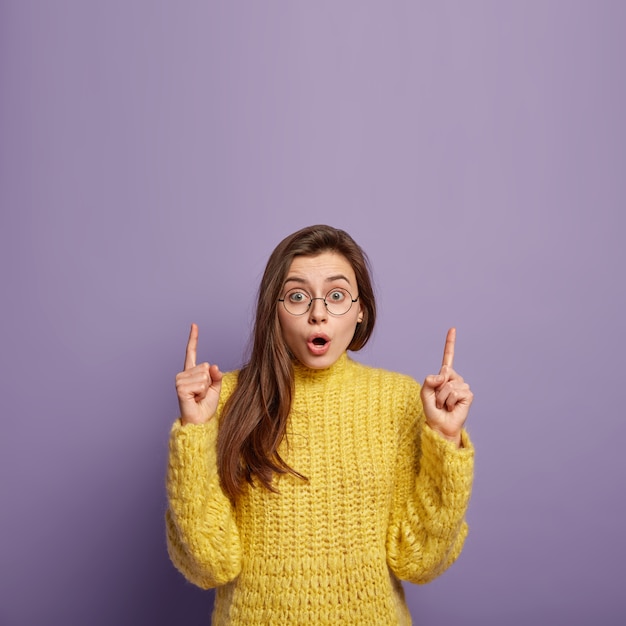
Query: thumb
423 374 444 389
209 364 224 389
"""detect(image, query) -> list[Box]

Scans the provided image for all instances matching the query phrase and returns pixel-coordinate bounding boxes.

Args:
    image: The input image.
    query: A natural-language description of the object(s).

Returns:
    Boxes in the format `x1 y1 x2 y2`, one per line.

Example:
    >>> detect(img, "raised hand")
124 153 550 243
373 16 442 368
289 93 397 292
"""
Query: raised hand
175 323 223 425
420 328 473 447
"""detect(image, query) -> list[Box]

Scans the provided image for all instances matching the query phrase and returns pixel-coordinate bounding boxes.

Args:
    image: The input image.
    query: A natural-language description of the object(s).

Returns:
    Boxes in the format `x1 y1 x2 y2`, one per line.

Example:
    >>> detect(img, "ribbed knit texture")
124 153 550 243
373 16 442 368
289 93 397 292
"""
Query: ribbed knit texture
166 353 474 625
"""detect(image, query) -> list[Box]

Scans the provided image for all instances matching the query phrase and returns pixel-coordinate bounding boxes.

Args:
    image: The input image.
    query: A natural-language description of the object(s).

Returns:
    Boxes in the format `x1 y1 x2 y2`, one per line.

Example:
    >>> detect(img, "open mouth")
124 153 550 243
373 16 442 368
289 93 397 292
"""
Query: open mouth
307 334 331 355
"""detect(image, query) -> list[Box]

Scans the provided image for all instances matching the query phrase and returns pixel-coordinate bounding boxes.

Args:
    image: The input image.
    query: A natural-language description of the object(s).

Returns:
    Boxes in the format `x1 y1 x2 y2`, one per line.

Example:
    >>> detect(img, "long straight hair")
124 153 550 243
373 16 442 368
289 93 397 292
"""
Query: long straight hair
217 225 377 501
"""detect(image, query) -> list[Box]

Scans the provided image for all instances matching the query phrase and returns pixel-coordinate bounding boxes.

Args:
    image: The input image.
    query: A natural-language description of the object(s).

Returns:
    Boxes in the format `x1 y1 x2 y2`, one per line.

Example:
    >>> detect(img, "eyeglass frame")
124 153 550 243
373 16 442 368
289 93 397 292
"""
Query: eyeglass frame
278 287 360 316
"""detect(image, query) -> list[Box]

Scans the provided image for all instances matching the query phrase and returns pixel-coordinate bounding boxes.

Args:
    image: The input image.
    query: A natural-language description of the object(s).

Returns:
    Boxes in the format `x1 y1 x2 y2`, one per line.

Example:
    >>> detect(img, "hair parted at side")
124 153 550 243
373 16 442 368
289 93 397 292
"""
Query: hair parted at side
217 224 377 501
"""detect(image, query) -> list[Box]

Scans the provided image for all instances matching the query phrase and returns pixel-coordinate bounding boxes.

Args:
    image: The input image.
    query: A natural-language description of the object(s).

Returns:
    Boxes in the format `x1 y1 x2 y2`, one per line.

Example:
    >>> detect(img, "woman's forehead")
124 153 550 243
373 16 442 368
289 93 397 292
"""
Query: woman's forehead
285 252 356 285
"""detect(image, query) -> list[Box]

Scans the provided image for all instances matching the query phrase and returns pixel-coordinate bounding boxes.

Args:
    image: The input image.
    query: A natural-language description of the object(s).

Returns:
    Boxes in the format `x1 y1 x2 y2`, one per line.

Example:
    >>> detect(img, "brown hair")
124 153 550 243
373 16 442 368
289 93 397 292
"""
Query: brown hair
217 225 377 501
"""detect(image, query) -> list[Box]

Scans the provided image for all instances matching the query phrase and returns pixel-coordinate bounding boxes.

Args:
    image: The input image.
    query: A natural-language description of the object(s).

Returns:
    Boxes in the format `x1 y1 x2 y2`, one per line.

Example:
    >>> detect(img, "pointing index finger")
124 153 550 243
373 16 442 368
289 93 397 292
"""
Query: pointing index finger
184 323 198 370
442 327 456 369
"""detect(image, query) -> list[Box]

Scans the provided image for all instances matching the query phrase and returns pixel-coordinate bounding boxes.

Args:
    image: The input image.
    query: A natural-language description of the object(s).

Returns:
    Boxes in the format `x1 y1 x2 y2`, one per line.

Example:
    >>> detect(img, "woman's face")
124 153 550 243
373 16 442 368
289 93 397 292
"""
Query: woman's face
277 251 363 369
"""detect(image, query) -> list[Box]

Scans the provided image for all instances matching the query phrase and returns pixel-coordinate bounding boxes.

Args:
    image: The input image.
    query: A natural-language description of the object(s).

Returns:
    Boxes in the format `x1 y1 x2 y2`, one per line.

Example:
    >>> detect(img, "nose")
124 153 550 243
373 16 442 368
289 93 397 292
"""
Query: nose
308 297 328 323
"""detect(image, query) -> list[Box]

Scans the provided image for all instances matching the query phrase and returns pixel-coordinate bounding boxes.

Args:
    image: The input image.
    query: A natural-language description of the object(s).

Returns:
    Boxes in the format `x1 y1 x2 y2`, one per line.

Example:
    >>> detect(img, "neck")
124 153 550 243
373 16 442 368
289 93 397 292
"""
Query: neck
292 352 349 382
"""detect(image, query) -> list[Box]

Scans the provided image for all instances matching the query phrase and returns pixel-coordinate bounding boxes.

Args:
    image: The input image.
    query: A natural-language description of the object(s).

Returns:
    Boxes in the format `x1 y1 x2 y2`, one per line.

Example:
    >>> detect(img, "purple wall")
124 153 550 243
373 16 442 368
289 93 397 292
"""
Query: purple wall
1 2 624 624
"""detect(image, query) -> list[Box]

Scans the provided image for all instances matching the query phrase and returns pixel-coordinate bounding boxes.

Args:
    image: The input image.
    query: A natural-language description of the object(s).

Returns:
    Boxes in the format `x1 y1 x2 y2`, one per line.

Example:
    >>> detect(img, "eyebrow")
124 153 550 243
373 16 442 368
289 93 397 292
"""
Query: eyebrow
284 274 353 286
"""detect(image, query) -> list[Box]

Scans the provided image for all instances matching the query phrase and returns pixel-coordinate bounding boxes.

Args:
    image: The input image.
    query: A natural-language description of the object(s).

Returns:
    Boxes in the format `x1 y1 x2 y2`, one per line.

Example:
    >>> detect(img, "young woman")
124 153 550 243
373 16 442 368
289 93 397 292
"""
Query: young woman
166 224 474 625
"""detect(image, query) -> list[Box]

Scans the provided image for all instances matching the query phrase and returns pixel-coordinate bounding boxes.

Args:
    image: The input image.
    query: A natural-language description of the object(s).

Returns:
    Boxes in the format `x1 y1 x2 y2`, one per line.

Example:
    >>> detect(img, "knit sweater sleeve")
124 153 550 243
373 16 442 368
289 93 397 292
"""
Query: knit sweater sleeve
165 374 241 589
386 378 474 584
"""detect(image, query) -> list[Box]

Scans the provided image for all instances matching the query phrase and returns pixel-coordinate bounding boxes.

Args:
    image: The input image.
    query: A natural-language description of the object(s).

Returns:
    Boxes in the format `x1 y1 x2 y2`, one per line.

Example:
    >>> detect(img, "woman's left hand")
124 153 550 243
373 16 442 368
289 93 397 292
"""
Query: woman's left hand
420 328 473 447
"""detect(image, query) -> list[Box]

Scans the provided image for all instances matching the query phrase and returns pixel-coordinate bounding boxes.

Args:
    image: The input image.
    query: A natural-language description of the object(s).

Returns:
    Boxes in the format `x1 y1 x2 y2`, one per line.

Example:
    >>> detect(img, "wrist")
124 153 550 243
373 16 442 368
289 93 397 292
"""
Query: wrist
180 415 214 426
427 424 463 448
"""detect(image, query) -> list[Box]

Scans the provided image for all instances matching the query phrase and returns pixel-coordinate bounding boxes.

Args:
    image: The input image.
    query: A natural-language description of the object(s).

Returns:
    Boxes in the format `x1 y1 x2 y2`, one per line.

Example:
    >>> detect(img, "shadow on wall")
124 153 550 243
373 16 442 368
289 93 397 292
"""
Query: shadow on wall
123 487 216 626
146 561 215 626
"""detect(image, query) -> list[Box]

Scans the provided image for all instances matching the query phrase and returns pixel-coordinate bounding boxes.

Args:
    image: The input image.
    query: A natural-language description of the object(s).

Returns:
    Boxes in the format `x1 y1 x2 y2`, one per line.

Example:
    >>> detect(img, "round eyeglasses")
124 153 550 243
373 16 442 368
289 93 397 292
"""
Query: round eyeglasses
278 287 359 316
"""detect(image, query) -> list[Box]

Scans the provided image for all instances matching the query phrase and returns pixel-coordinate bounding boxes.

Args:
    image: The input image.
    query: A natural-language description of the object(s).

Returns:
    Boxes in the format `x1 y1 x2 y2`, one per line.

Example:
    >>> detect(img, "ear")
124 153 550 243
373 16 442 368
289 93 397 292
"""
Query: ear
356 299 364 324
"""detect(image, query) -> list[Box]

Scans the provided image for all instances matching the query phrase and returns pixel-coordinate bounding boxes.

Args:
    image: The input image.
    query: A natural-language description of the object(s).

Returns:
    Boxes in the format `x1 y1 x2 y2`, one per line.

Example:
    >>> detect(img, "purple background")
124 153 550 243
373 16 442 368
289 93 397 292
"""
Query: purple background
1 2 624 624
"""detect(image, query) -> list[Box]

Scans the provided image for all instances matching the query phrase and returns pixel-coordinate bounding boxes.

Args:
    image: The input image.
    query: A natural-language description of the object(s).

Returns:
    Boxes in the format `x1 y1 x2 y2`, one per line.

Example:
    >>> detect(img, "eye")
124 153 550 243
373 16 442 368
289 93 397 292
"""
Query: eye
288 290 309 303
327 289 346 302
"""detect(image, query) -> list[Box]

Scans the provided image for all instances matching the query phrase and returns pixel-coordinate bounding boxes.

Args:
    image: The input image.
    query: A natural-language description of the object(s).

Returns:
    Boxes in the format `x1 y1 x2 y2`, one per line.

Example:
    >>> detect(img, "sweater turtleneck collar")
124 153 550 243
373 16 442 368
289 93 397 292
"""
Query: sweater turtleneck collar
292 351 350 384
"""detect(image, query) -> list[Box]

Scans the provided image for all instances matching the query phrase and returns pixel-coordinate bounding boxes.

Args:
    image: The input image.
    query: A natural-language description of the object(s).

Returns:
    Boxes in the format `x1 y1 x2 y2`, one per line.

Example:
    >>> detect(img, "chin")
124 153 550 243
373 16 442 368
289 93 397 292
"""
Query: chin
302 353 340 370
306 360 331 370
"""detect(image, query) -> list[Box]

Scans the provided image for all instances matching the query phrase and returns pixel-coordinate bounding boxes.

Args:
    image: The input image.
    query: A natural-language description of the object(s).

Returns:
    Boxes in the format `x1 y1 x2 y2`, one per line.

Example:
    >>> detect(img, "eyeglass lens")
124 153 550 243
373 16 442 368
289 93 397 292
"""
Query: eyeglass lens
281 288 354 315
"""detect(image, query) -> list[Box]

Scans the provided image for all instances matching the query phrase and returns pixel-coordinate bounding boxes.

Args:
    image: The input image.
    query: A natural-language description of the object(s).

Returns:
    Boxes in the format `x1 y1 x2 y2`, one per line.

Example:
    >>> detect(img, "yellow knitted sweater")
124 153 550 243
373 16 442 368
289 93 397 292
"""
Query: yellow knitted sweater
166 353 474 625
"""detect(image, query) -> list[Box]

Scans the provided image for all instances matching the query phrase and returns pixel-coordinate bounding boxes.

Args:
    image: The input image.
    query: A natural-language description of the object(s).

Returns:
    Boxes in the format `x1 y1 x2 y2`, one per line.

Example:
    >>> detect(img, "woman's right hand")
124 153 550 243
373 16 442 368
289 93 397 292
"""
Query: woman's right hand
175 323 223 425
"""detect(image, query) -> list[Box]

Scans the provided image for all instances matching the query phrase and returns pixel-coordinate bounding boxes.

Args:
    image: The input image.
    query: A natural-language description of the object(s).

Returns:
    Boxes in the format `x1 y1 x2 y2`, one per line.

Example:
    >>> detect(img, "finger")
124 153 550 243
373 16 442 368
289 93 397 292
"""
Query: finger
176 365 210 386
434 381 451 410
184 323 198 371
442 327 456 369
435 383 458 411
208 363 224 385
176 379 209 401
176 362 221 396
176 363 209 389
436 381 472 411
423 374 445 389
